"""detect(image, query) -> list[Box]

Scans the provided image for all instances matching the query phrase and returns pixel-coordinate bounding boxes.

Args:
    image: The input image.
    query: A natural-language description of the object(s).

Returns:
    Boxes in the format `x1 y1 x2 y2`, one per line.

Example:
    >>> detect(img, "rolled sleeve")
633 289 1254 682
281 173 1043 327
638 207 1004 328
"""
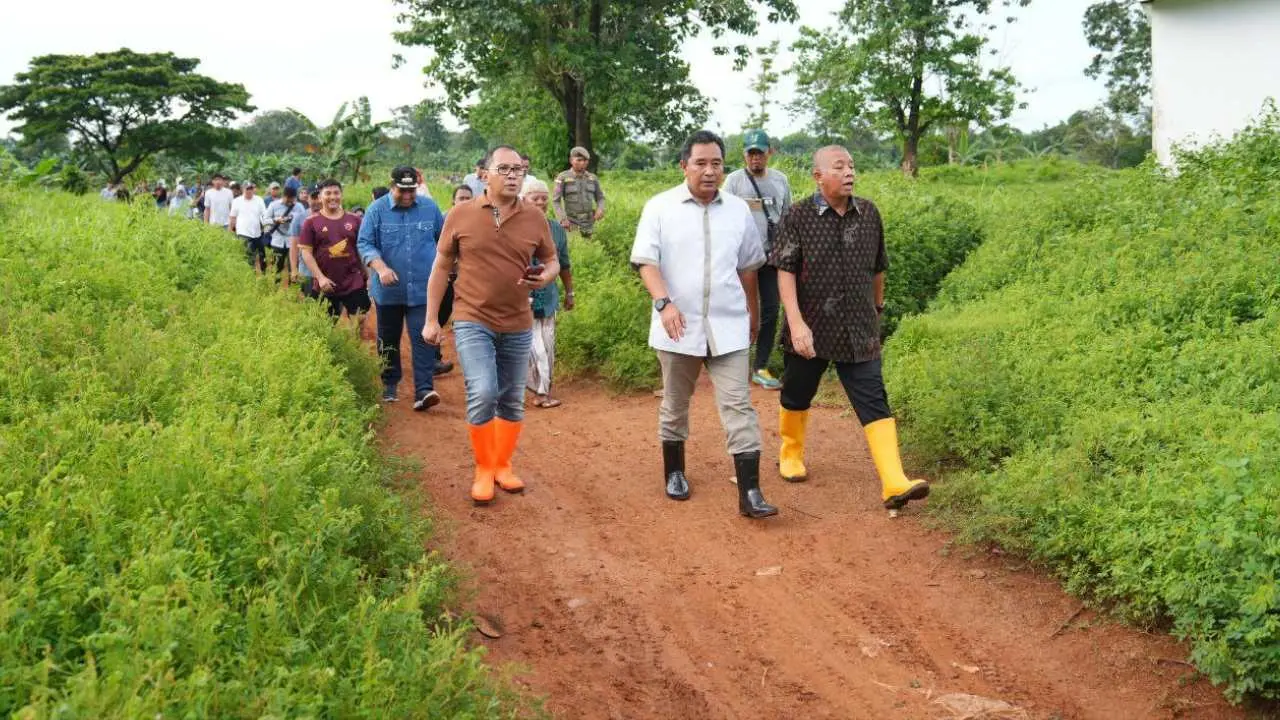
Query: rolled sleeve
629 200 661 267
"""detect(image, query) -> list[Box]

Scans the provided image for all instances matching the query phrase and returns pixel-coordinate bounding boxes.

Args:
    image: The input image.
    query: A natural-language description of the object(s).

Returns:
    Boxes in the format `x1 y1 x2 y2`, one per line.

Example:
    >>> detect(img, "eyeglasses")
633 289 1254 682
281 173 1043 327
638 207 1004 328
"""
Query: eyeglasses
489 164 527 177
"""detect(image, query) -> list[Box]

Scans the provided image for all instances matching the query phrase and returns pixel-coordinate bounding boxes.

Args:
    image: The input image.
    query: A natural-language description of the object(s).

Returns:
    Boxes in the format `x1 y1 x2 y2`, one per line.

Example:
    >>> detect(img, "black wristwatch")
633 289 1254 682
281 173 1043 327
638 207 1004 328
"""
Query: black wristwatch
653 297 672 312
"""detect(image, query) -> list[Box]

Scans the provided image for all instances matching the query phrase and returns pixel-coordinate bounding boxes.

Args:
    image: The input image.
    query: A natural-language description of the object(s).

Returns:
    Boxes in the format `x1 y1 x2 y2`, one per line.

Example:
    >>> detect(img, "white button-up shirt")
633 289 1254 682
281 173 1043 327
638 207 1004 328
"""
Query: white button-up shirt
630 182 766 357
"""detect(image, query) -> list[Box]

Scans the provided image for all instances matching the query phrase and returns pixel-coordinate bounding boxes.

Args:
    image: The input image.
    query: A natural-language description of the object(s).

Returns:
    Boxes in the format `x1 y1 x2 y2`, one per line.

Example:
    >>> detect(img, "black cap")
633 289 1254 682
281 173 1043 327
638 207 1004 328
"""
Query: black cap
391 166 417 189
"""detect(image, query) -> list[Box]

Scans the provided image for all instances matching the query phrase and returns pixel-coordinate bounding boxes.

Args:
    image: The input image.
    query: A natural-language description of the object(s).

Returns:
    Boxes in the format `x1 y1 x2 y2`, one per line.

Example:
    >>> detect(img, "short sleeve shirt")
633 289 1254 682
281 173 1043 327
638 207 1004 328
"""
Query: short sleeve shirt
770 193 889 363
630 183 766 358
437 193 557 333
299 212 367 296
230 195 267 237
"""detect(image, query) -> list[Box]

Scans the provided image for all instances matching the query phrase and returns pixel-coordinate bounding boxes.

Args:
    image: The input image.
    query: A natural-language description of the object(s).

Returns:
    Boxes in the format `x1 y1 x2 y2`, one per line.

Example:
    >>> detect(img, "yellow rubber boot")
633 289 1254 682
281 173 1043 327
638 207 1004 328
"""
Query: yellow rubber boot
778 408 809 482
493 418 526 493
864 418 929 511
469 422 496 504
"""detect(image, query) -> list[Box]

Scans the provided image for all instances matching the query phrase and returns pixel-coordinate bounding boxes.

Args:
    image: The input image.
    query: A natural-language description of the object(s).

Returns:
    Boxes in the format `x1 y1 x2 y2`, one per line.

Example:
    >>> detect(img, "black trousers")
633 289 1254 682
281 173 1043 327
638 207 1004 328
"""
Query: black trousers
779 353 892 426
754 264 780 372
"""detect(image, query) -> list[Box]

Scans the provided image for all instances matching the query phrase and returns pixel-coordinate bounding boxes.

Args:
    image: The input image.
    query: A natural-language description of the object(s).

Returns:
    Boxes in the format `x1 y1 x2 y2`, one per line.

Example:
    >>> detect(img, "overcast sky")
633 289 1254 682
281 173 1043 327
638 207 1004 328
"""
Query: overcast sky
0 0 1105 140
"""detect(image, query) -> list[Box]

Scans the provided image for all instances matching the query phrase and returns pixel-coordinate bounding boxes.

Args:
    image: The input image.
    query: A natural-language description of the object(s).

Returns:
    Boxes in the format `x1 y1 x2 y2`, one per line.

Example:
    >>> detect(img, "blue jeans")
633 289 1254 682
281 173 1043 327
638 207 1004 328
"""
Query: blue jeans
377 303 438 398
453 321 532 425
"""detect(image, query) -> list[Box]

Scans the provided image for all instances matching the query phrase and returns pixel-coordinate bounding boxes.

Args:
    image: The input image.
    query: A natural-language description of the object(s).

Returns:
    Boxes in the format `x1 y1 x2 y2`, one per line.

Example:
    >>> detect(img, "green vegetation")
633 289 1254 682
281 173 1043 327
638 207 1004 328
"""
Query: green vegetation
0 49 253 184
555 167 988 389
886 117 1280 700
0 190 525 717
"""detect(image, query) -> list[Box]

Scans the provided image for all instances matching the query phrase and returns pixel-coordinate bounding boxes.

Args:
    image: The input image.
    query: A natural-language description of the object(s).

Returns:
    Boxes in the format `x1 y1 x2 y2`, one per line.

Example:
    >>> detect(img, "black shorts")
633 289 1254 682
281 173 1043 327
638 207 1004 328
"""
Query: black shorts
324 288 371 318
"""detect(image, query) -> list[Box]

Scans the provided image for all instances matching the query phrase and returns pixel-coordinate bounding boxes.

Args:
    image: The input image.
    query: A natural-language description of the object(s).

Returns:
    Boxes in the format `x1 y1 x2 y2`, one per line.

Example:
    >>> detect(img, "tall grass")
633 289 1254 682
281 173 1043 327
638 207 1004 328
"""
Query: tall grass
0 190 526 717
887 115 1280 701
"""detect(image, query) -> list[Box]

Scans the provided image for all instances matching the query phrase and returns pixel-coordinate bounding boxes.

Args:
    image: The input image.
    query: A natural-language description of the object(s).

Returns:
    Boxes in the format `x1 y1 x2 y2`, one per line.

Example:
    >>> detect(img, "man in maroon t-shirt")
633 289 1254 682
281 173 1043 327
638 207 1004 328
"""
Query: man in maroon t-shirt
298 178 371 322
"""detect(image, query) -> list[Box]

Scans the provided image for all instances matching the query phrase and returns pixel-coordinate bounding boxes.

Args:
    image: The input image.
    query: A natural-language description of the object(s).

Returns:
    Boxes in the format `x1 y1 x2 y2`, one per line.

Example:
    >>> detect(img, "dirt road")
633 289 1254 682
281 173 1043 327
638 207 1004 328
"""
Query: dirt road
375 345 1242 719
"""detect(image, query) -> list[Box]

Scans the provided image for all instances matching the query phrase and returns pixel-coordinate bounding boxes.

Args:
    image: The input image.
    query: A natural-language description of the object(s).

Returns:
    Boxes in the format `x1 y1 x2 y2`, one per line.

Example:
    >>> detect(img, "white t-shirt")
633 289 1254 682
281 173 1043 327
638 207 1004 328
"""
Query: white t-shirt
230 195 267 237
204 187 234 226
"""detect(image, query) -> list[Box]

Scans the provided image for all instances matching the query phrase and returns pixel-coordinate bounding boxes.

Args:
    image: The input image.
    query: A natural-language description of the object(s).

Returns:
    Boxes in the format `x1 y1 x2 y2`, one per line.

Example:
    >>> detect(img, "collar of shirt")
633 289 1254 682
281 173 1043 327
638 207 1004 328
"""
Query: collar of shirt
814 192 859 216
479 190 530 217
676 181 724 207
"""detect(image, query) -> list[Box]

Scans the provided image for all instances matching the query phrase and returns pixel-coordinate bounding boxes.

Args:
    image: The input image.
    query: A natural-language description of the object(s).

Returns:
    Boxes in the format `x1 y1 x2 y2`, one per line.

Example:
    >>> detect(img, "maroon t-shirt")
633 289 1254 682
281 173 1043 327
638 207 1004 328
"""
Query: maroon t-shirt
298 212 366 295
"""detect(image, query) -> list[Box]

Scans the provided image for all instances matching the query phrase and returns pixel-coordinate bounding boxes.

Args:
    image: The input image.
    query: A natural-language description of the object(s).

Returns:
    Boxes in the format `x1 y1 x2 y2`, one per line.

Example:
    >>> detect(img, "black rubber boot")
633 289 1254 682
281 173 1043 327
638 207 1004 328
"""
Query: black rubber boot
734 452 778 519
663 441 690 501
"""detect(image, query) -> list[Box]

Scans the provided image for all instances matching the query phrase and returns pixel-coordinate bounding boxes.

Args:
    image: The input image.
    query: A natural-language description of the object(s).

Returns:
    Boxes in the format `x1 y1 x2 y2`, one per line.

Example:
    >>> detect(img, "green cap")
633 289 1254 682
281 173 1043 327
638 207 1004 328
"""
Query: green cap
743 129 771 152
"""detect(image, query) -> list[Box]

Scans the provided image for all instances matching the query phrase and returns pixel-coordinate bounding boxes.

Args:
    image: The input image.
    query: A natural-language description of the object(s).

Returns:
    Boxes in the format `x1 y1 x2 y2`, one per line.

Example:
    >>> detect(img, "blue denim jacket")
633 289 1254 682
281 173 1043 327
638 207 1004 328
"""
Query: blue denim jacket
357 193 445 306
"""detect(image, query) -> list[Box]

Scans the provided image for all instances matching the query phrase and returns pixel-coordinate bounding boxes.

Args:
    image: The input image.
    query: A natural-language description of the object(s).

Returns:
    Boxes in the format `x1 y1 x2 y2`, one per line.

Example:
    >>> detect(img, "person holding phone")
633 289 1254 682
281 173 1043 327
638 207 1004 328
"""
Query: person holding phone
422 146 559 506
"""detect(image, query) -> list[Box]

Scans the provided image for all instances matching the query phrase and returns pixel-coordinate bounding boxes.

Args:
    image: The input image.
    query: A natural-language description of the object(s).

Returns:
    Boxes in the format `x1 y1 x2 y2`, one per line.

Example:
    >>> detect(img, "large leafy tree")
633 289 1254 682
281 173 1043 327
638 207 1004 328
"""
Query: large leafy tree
390 100 450 162
790 0 1026 177
1083 0 1151 119
0 49 252 184
392 0 798 171
239 109 314 155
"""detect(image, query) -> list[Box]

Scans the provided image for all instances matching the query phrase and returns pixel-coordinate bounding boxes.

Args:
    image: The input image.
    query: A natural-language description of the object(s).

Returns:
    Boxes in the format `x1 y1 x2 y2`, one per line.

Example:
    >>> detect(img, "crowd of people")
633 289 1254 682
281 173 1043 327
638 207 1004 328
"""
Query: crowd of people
102 131 926 521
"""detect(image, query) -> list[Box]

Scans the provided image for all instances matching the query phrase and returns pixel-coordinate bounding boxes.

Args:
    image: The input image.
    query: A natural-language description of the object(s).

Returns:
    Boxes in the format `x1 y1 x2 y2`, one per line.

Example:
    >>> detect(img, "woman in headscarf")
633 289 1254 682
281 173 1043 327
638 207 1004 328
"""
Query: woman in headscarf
519 178 574 408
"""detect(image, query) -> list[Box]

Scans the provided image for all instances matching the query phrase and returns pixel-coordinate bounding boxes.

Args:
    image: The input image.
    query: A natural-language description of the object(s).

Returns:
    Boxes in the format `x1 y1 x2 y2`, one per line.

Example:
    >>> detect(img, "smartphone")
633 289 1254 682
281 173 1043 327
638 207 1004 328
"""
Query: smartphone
523 265 541 280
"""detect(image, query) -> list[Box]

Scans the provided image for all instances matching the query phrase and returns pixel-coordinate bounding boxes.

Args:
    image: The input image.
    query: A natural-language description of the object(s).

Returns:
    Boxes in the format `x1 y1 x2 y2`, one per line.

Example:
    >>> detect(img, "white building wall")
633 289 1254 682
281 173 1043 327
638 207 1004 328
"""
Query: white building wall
1148 0 1280 165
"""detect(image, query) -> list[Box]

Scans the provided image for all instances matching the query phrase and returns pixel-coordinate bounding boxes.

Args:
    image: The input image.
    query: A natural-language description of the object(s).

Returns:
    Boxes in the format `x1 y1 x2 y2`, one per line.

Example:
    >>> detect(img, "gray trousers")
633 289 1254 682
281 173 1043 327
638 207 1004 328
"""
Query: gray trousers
657 349 762 455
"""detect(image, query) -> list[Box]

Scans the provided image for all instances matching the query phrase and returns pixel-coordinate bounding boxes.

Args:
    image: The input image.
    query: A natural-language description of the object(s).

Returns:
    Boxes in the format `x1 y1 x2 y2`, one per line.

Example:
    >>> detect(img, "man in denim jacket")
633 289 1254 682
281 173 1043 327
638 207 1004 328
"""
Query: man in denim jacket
358 166 447 409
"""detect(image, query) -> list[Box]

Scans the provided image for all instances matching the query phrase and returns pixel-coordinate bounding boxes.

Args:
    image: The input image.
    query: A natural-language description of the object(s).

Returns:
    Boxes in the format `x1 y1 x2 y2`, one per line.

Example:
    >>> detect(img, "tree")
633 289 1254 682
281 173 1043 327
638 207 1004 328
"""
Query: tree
392 0 798 171
790 0 1026 177
744 41 782 131
0 49 253 184
239 109 314 154
391 100 450 162
289 98 388 183
1083 0 1151 119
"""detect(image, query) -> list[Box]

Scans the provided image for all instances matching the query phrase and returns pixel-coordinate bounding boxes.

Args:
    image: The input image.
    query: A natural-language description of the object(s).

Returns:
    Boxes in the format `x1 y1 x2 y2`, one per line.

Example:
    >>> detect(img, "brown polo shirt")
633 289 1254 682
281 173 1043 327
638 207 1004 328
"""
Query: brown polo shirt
438 192 557 333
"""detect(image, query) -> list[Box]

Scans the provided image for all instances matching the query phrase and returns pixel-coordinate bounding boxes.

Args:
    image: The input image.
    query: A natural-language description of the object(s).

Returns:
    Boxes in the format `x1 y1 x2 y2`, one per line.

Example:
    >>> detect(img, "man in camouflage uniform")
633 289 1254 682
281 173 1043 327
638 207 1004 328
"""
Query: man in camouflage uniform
553 146 606 238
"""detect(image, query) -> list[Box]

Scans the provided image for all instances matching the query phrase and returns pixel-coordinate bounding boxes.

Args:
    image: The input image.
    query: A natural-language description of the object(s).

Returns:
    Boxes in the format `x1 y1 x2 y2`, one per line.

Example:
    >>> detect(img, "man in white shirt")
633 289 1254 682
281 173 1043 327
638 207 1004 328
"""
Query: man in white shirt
629 129 777 520
229 181 269 272
203 173 235 228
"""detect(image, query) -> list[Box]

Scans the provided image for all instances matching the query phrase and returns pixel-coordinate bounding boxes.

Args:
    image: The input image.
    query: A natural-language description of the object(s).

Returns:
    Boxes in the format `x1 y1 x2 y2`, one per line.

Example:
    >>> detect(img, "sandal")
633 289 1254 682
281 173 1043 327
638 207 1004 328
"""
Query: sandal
534 396 562 408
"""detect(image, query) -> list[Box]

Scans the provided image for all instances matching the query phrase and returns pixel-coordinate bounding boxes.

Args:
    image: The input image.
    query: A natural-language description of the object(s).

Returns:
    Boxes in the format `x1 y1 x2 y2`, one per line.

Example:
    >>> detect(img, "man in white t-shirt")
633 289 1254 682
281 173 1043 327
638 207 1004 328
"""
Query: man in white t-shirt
230 181 269 271
203 173 235 228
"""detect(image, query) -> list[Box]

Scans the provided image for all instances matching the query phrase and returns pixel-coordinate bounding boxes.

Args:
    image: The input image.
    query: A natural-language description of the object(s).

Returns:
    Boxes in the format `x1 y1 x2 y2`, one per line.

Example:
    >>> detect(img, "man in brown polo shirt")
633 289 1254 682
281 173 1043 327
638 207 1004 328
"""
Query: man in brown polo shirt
423 145 559 505
770 145 930 516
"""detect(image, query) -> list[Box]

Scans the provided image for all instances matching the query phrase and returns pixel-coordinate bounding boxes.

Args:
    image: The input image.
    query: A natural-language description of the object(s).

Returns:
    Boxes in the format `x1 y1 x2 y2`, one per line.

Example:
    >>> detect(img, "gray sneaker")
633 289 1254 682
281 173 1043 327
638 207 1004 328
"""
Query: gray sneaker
382 388 399 403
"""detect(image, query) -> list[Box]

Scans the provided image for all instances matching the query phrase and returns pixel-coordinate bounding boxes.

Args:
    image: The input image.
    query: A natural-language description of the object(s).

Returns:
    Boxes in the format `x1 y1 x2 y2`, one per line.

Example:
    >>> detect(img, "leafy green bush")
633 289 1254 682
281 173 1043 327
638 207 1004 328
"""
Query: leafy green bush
886 114 1280 701
0 190 525 717
555 172 987 388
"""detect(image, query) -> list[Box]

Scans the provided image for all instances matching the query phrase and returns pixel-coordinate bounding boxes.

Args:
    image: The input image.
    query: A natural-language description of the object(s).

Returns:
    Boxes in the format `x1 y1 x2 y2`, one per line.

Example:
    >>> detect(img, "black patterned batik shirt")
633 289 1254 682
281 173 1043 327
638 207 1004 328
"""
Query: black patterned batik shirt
769 192 889 363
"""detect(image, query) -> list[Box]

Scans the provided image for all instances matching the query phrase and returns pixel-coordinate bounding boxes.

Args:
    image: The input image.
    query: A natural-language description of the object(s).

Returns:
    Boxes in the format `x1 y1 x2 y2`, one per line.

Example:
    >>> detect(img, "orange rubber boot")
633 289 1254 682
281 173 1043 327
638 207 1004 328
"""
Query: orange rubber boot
493 418 526 493
469 422 496 504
